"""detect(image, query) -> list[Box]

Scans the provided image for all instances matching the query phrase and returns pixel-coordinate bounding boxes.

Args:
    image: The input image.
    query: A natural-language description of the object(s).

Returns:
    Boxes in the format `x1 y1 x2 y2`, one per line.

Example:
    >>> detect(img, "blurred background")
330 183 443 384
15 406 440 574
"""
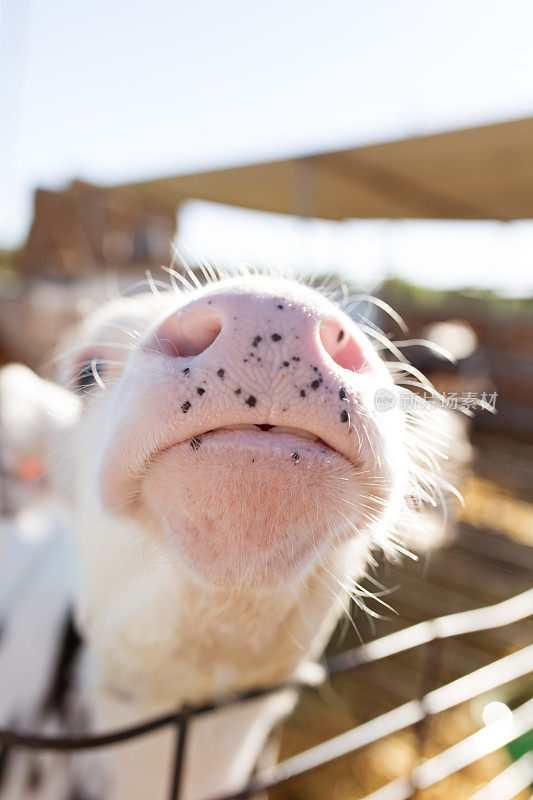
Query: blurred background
1 1 532 798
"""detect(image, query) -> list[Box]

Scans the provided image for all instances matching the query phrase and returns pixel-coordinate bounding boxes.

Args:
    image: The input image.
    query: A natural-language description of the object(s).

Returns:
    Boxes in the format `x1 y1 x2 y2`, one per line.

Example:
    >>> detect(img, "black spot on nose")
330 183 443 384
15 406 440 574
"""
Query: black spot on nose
271 333 282 341
235 388 242 395
291 452 300 463
197 387 205 395
183 367 190 375
283 361 289 367
181 401 191 413
252 336 262 347
340 409 349 423
277 304 284 309
311 380 320 390
245 395 257 407
217 368 225 379
339 387 347 401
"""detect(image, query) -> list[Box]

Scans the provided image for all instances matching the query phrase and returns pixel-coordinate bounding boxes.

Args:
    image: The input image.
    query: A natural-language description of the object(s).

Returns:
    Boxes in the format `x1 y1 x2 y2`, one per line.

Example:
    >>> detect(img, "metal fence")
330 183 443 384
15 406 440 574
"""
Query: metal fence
1 588 532 800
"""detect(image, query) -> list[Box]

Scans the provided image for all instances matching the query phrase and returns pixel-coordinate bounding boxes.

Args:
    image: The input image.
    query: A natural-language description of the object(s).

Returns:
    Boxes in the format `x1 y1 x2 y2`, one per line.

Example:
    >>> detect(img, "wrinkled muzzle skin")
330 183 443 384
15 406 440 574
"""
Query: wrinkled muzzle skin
63 274 412 800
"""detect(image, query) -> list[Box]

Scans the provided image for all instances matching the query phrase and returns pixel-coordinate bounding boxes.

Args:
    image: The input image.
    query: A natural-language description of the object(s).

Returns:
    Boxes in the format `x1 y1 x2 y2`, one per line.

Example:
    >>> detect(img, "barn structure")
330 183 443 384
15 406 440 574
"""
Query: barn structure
18 115 533 279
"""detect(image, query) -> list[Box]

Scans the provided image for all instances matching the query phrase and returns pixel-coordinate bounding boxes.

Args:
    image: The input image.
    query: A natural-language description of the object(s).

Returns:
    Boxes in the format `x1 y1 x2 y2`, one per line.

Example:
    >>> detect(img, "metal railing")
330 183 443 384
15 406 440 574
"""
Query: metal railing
1 588 532 800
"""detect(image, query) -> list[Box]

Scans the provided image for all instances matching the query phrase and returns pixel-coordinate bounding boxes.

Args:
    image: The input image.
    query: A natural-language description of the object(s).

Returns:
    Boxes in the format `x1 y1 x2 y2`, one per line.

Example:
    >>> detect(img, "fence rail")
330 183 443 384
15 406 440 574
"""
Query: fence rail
1 587 532 800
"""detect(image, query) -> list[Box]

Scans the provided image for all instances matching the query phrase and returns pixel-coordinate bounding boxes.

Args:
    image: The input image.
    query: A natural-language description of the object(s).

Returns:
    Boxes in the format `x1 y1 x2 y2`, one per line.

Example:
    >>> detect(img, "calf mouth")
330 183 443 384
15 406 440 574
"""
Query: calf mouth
186 423 334 454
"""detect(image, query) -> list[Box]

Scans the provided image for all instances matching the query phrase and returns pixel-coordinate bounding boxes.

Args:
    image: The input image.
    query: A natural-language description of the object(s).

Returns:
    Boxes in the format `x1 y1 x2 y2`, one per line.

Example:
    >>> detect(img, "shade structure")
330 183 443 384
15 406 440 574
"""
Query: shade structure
111 116 533 221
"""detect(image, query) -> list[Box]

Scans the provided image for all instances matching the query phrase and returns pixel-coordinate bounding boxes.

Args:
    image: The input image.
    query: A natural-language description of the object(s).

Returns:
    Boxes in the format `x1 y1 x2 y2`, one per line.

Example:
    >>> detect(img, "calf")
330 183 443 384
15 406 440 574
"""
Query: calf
1 271 458 800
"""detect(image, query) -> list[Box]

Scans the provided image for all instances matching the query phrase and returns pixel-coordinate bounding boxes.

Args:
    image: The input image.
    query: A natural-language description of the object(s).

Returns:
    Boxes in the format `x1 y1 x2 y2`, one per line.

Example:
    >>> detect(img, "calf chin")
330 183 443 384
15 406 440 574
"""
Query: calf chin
140 432 366 585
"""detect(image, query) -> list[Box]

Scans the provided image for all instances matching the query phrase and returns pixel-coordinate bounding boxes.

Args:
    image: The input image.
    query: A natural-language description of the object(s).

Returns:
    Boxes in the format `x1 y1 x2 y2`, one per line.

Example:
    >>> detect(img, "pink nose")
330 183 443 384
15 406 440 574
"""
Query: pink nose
149 286 368 377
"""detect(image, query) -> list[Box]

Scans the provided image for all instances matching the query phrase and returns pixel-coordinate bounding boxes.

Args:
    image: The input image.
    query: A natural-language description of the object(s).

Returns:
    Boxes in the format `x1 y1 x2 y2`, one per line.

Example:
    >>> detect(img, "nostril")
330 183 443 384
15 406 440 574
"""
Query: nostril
151 308 222 358
319 319 366 372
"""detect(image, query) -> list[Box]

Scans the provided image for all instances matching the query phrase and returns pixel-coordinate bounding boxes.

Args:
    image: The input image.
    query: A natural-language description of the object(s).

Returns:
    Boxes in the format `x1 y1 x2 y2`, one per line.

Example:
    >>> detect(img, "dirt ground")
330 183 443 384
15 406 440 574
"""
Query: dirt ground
271 433 533 800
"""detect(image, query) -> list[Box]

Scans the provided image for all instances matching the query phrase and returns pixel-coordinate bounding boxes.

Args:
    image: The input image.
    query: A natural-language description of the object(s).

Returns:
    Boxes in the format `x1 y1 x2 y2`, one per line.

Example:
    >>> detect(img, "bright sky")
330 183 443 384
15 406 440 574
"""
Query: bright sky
179 202 533 295
2 0 533 293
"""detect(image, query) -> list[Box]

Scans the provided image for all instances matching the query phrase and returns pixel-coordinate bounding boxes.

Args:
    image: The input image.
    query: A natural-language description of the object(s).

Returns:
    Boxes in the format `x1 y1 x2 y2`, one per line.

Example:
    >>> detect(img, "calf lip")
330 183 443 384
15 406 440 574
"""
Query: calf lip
153 423 347 467
183 424 332 451
102 425 351 513
101 403 369 513
176 427 344 461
